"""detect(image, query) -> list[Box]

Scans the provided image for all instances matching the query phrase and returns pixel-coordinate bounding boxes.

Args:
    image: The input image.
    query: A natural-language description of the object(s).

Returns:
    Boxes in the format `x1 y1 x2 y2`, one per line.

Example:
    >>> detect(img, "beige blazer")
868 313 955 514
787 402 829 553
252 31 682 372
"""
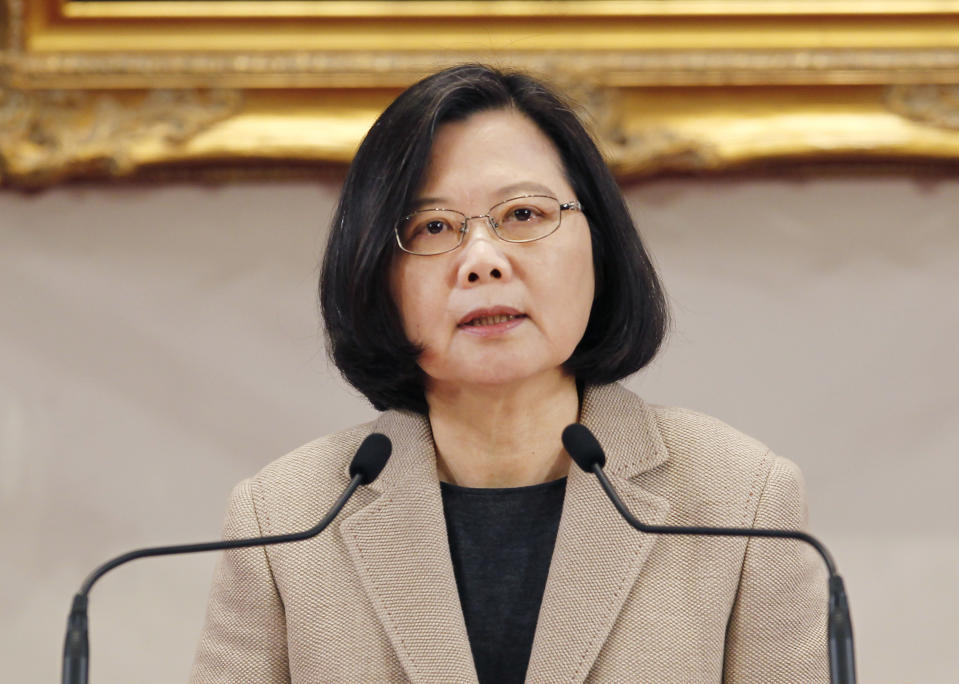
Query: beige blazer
191 383 828 683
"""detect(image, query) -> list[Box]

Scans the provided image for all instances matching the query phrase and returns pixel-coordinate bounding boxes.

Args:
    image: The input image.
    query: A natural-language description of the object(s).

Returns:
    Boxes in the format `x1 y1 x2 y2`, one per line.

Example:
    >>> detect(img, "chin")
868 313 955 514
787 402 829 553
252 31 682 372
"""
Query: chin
424 360 567 392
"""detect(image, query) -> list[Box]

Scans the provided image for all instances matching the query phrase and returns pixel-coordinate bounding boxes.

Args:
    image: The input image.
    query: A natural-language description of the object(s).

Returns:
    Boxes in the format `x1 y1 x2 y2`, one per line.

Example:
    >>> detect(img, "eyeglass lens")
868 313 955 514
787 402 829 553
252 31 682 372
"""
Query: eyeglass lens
397 196 563 255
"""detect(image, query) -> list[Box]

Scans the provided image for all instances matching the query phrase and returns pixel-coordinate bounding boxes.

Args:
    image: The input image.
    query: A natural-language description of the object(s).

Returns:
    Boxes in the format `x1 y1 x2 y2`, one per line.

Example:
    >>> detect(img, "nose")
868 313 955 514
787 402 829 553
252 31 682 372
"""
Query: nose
456 216 512 287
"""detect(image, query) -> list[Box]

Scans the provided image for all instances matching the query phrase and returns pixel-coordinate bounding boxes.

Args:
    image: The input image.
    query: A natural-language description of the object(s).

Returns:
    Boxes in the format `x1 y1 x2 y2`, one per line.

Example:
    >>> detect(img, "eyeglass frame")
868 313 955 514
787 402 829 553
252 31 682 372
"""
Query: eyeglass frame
394 194 585 256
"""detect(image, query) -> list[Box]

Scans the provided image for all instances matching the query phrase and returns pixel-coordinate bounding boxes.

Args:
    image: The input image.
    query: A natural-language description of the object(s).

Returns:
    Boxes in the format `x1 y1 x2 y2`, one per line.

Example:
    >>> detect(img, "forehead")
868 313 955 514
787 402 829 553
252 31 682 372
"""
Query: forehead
416 109 572 206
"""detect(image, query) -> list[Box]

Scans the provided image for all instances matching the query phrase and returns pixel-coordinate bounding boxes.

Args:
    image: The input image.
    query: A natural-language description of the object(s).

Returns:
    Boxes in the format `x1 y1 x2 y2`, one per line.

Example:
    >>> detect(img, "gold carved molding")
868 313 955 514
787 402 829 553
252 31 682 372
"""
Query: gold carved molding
3 0 959 187
885 84 959 129
0 87 242 182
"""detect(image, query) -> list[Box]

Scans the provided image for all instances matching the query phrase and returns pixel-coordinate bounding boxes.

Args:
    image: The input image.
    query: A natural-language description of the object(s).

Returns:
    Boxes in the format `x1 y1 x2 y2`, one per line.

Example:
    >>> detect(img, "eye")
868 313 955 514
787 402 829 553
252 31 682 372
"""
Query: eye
495 197 554 226
407 216 456 238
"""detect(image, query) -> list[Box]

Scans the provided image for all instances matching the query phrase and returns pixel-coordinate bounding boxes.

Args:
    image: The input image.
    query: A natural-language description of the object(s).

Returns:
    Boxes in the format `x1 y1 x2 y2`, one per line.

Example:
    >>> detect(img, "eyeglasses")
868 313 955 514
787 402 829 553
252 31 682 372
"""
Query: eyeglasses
395 194 584 256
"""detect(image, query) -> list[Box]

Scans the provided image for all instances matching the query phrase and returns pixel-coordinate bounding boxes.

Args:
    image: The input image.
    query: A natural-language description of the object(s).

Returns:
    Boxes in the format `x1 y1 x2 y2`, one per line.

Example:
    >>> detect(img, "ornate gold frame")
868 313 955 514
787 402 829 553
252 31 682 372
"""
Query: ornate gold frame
3 1 959 187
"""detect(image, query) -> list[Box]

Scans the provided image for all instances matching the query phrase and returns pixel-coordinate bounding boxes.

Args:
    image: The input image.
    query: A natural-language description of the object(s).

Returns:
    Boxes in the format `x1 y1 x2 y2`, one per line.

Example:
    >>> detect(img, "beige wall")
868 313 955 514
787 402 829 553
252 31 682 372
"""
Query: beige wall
1 175 957 683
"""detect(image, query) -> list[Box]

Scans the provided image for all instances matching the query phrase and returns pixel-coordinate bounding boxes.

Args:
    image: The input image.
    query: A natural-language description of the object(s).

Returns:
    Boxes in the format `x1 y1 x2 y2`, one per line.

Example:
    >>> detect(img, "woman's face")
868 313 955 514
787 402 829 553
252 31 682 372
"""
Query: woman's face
390 108 595 393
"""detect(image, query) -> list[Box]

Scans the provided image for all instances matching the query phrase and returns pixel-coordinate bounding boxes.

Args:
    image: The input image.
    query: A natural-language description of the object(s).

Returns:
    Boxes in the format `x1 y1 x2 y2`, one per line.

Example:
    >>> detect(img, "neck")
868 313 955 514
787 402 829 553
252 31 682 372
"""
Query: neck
426 372 579 488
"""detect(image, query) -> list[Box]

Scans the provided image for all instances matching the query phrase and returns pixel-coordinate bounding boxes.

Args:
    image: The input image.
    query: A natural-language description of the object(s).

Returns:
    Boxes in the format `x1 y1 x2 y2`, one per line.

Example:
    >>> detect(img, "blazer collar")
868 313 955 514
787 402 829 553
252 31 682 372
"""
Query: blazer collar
338 383 670 683
525 383 671 683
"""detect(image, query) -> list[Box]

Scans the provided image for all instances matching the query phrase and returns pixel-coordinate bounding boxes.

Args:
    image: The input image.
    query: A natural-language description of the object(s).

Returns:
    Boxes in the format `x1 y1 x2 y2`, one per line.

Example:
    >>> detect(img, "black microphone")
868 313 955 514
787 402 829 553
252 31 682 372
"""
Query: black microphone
561 423 856 684
62 432 392 684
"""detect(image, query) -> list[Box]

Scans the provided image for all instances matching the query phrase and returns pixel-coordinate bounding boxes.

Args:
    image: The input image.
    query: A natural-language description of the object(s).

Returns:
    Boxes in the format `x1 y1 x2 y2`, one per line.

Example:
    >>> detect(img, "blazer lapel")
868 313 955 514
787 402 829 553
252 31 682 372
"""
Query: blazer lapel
339 410 478 684
525 384 671 684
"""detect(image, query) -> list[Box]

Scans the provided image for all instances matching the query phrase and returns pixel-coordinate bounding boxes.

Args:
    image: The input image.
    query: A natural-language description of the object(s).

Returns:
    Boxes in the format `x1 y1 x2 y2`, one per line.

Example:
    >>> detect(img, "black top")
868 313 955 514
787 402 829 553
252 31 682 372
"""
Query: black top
440 477 567 684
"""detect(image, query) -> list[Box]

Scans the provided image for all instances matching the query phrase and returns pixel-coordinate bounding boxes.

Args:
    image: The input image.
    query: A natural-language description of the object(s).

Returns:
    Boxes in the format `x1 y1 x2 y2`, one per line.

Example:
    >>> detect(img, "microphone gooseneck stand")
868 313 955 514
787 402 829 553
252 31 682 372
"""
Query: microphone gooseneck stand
561 424 856 684
62 432 392 684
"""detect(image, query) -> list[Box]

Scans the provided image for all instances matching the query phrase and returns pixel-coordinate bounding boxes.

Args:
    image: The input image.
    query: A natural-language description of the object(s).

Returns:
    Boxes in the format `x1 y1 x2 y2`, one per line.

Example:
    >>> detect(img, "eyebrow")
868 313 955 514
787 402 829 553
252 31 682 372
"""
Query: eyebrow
412 181 558 210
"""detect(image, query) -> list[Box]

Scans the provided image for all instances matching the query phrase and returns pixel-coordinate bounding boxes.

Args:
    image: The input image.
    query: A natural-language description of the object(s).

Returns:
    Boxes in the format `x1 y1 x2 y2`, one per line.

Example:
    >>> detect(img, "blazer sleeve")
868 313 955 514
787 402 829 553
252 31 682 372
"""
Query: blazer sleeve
722 453 829 683
190 479 291 684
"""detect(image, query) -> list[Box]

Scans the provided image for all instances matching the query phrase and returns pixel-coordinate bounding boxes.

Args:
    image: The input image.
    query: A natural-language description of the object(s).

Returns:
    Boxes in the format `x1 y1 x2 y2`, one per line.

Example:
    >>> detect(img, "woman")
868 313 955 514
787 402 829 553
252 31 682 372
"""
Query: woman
191 65 827 683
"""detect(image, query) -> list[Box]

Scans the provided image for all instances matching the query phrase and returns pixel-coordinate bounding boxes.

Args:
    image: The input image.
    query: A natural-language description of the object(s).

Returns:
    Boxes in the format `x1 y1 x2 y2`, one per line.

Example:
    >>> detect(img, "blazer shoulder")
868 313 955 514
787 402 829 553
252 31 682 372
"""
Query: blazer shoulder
643 404 805 527
228 420 383 538
252 420 379 496
649 404 774 472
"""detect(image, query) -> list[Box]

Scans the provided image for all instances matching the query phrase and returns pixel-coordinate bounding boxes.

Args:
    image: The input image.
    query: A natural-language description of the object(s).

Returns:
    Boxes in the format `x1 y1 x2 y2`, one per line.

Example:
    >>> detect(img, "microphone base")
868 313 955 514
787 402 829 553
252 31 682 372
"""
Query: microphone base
828 575 857 684
62 593 89 684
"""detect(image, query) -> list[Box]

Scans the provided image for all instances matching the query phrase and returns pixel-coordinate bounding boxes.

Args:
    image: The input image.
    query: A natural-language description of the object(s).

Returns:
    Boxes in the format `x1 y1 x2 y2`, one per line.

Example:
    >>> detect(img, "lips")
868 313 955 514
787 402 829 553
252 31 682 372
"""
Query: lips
465 313 523 327
457 307 526 327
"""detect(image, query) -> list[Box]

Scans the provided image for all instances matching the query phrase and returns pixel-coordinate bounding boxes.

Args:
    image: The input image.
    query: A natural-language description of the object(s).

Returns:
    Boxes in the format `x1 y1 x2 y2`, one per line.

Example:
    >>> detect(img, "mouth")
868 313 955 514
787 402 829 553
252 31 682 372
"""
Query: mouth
457 308 527 328
461 313 526 327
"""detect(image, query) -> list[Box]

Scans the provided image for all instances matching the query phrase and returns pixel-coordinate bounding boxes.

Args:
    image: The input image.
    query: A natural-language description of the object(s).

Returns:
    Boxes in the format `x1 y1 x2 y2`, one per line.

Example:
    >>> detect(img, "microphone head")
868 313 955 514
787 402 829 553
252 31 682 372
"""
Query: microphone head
348 433 392 485
562 423 606 472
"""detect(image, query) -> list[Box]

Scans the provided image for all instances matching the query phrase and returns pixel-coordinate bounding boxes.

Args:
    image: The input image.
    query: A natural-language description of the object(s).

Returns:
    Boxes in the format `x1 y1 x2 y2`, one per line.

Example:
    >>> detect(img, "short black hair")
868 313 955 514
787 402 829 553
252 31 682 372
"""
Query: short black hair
321 64 668 413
